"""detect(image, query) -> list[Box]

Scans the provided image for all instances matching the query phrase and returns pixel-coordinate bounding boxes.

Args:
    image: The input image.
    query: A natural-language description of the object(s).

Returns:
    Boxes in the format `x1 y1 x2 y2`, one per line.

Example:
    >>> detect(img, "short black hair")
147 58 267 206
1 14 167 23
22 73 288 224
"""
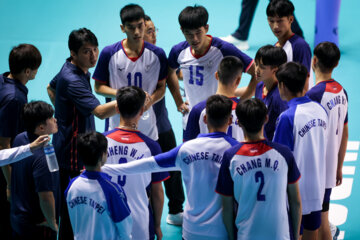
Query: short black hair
314 41 340 73
68 28 98 54
206 95 233 129
145 15 151 22
217 56 244 85
77 131 108 167
266 0 294 17
23 101 54 134
276 62 308 94
179 5 208 29
9 44 42 75
255 45 287 68
120 4 145 25
236 99 268 134
116 86 146 119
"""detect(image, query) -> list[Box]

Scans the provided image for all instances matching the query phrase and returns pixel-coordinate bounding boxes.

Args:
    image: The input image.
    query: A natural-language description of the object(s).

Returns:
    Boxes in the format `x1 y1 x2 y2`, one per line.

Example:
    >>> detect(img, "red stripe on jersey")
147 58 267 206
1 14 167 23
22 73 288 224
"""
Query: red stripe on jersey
191 35 213 59
152 175 171 184
121 39 145 62
107 128 144 144
236 141 272 156
231 99 238 110
325 80 342 94
289 174 301 184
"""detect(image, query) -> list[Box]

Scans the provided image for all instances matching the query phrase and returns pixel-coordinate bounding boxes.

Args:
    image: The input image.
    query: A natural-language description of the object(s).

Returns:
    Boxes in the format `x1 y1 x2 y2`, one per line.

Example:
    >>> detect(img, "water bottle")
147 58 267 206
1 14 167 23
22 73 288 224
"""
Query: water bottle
44 143 59 172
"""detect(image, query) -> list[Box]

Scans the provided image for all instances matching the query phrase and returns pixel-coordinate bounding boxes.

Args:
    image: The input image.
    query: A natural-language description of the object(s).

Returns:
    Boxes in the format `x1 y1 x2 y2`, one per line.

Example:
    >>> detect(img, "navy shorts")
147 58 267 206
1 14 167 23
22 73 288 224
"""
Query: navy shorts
322 188 332 212
300 210 322 233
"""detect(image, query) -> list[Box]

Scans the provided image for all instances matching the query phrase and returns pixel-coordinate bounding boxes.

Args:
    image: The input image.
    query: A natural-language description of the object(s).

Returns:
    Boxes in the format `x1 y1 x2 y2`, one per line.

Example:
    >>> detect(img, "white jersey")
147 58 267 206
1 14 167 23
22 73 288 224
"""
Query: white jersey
306 79 348 188
0 144 32 167
184 97 244 142
216 140 301 240
93 41 168 140
65 171 132 240
102 132 238 240
273 96 328 214
103 128 169 240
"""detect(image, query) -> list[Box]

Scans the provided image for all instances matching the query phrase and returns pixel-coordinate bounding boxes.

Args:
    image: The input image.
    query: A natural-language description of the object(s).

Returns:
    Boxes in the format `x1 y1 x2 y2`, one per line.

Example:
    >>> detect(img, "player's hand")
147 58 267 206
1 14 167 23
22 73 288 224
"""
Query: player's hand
144 92 153 111
154 226 163 240
37 220 59 232
178 101 189 115
336 167 343 186
30 135 50 152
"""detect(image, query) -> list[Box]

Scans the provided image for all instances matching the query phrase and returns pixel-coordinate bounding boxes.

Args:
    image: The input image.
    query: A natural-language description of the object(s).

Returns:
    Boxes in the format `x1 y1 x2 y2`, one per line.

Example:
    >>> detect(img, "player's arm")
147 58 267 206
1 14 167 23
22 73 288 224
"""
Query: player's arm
235 63 257 99
145 79 166 111
167 67 189 114
47 84 56 106
115 215 132 240
221 195 235 240
337 124 348 186
151 182 164 240
92 101 117 120
287 182 301 240
0 137 12 201
38 191 58 232
94 81 117 98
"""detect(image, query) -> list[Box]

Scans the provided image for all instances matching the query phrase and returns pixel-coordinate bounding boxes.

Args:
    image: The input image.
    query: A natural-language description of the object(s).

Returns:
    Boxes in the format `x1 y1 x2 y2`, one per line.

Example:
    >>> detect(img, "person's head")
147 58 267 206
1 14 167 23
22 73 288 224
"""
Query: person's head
77 131 108 168
144 15 157 45
204 95 233 130
23 101 57 135
68 28 99 71
9 44 42 80
236 98 268 135
254 45 287 82
179 5 209 52
276 62 308 98
266 0 295 40
313 41 340 73
116 86 146 120
120 4 145 43
215 56 243 87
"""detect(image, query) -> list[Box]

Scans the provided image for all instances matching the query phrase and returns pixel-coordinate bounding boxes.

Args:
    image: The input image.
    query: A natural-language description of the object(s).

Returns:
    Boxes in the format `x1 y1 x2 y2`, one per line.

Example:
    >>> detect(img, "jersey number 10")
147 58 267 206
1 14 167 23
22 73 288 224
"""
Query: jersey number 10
127 72 142 88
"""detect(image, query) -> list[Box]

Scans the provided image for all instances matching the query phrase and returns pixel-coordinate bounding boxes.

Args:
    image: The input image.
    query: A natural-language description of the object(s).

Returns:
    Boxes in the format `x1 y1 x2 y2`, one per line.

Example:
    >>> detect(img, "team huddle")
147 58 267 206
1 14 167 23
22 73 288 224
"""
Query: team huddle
0 0 348 240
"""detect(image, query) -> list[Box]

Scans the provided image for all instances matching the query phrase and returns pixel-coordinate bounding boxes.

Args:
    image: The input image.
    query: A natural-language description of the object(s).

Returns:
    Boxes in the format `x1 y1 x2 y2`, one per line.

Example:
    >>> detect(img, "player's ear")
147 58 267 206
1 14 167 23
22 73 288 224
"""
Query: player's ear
228 115 233 126
235 73 242 86
264 114 269 124
215 71 219 81
204 24 209 33
203 114 207 124
120 24 125 33
115 103 120 114
288 16 294 24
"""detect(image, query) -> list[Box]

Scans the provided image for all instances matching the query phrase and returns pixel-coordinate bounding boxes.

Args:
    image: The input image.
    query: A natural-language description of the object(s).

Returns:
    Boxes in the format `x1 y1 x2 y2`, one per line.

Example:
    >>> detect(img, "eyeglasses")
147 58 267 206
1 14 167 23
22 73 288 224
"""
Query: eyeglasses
146 28 159 35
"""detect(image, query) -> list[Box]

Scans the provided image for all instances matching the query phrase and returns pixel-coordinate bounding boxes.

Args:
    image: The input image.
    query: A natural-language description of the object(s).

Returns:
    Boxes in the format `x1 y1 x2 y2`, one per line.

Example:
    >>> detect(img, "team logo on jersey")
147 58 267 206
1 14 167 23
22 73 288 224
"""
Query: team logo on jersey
250 148 258 153
145 64 151 72
118 67 125 72
207 60 213 68
121 136 130 141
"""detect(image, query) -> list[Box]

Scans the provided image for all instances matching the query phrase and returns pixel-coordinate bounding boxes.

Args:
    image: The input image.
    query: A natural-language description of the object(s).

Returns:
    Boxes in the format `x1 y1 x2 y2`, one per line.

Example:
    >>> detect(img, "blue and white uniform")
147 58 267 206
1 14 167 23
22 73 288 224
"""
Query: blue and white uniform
103 128 169 240
102 132 238 240
65 171 132 240
216 140 301 240
0 144 32 167
277 34 313 88
306 79 348 188
273 96 328 214
184 97 244 142
93 41 168 140
168 36 253 129
255 82 288 140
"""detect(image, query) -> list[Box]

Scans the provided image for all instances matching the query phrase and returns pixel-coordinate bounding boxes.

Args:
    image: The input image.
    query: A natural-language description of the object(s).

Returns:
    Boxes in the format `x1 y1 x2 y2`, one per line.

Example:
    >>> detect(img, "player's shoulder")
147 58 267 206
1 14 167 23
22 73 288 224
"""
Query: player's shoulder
265 140 293 158
144 41 165 54
170 40 190 54
211 36 240 53
100 41 124 56
192 99 207 112
289 34 311 53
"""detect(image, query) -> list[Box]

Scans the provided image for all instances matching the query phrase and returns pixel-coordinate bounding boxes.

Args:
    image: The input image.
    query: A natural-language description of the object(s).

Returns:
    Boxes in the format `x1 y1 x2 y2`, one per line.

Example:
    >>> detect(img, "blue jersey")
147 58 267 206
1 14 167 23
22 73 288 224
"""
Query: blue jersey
216 140 300 240
11 132 60 236
306 79 348 188
93 41 168 140
184 97 244 142
103 128 169 240
168 36 253 109
273 96 328 214
65 171 132 240
50 59 101 171
255 82 288 140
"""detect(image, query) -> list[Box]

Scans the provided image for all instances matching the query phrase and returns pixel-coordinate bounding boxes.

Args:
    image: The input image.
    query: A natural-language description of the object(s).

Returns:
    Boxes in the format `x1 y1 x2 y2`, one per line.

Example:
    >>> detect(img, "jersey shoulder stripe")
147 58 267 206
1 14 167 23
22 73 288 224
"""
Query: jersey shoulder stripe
236 141 273 156
104 129 144 144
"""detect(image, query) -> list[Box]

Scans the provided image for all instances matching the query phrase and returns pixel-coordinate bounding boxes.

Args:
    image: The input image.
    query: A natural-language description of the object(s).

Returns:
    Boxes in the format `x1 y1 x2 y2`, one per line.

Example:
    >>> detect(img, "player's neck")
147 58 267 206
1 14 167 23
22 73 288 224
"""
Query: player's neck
123 39 144 57
207 125 227 134
193 36 211 56
314 71 332 84
216 85 236 98
264 78 278 92
244 131 265 142
85 165 101 172
70 60 89 74
8 73 28 85
118 118 138 131
278 31 293 47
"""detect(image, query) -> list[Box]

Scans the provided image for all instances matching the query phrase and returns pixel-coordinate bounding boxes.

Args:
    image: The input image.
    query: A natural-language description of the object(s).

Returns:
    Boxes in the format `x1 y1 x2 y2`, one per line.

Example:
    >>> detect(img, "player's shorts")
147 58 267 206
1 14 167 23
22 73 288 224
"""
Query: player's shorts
300 210 322 233
322 188 332 212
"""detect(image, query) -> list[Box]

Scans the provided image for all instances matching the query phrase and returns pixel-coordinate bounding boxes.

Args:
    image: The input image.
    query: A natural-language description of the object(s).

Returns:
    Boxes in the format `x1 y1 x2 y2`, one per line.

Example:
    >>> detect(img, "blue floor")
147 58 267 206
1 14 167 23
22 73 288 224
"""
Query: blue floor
1 0 359 239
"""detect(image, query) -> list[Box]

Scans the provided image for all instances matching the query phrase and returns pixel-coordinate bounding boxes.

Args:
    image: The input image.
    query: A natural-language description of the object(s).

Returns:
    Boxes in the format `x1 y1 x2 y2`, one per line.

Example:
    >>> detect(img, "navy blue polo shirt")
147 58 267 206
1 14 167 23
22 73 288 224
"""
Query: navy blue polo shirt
0 72 28 140
10 131 60 236
50 59 100 171
255 82 288 141
153 97 172 134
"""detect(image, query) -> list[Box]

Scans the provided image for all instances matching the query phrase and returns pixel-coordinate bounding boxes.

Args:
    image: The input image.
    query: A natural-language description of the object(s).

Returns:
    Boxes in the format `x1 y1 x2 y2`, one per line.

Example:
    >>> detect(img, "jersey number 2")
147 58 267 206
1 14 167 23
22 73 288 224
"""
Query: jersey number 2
255 171 265 201
189 65 204 86
127 72 142 88
117 157 127 187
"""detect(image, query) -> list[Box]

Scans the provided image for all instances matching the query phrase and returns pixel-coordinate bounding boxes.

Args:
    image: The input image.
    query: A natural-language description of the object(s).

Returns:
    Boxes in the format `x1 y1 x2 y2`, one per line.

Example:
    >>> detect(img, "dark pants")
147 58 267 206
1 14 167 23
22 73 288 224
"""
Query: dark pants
157 129 185 214
232 0 304 40
13 226 56 240
58 168 80 240
0 172 11 240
